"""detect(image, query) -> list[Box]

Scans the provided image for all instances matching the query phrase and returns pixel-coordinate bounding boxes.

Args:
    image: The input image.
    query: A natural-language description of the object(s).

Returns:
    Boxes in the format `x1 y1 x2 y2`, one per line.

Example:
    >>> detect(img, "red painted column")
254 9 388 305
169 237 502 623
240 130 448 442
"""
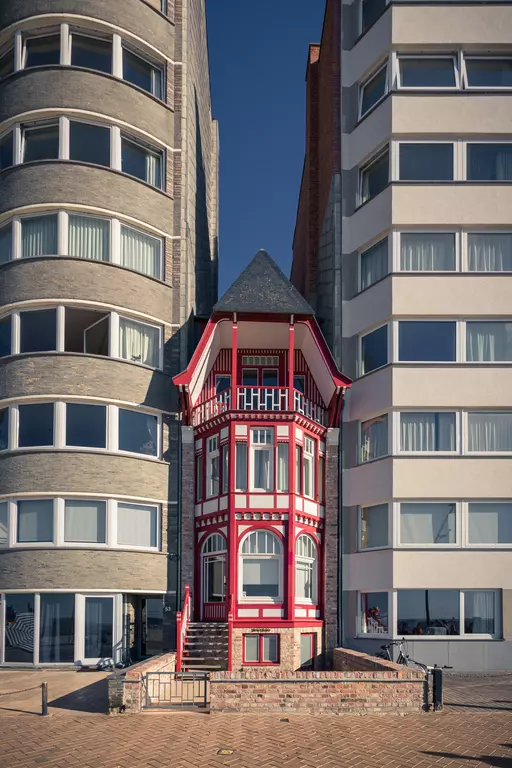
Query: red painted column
228 317 238 621
286 319 295 622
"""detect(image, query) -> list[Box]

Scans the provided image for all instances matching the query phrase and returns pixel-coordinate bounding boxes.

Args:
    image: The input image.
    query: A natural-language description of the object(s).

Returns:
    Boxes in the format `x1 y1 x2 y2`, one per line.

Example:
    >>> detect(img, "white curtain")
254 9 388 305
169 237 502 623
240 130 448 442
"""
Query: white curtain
296 561 313 600
235 443 247 491
146 151 161 188
467 322 512 361
22 215 57 258
0 223 12 265
0 501 7 548
361 238 388 289
121 225 161 278
468 502 512 544
400 503 455 544
242 558 279 597
361 503 388 548
253 448 271 490
400 233 455 271
361 415 388 462
277 443 288 492
469 144 512 180
468 412 512 451
17 500 53 543
400 412 455 451
117 503 157 547
64 500 106 543
119 317 159 367
468 233 512 272
69 215 109 261
465 591 495 634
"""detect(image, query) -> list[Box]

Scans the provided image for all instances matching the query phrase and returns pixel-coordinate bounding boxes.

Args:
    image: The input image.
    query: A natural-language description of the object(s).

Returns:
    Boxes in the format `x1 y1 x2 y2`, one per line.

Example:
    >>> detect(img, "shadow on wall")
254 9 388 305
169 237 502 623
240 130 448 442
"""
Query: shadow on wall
194 89 217 317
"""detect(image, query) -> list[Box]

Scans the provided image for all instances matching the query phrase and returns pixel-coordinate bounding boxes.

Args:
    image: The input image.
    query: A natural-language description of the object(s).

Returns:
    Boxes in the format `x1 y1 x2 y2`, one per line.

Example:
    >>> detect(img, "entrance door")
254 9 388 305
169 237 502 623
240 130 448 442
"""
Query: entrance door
202 555 226 621
83 597 114 662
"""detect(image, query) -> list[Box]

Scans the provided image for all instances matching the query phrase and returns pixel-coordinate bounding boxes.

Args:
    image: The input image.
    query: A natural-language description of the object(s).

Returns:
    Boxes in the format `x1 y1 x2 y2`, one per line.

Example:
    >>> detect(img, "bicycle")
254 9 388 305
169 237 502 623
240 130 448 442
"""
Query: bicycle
376 638 429 673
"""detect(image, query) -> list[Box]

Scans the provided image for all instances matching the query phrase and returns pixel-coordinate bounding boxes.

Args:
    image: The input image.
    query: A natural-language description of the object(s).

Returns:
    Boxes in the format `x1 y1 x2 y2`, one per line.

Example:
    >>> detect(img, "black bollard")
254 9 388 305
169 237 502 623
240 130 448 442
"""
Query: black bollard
432 667 443 711
41 681 49 716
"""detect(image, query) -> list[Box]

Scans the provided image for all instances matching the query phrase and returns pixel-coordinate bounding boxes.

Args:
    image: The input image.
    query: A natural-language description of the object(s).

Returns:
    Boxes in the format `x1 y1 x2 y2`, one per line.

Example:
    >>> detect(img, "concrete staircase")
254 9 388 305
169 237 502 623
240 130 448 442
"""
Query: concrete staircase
182 622 229 672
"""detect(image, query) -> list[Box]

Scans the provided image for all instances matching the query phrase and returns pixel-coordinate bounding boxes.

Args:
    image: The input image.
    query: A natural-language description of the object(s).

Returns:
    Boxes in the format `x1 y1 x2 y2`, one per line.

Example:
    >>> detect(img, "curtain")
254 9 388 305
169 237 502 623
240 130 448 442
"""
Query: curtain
468 412 512 451
400 233 455 271
400 503 455 544
39 595 75 663
254 449 271 490
117 502 157 547
400 412 455 451
84 598 113 659
467 322 512 361
64 500 106 543
469 144 512 181
22 215 58 258
296 561 314 600
69 215 109 261
0 222 12 265
468 502 512 544
361 238 388 289
207 454 219 497
277 443 288 492
146 151 161 188
119 318 159 367
235 443 247 491
121 225 161 278
17 500 53 543
361 415 388 461
465 591 495 634
468 233 512 271
0 501 7 548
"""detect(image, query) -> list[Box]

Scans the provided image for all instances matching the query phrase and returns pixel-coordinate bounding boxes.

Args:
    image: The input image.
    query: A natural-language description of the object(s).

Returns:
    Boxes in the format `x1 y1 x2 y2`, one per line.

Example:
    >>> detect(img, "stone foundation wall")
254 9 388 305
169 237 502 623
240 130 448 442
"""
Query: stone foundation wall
231 626 324 672
107 652 176 714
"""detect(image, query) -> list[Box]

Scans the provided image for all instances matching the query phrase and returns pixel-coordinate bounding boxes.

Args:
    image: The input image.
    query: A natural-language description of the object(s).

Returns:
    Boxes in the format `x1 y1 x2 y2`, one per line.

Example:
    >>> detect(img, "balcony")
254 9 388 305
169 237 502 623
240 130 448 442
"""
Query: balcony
192 387 327 427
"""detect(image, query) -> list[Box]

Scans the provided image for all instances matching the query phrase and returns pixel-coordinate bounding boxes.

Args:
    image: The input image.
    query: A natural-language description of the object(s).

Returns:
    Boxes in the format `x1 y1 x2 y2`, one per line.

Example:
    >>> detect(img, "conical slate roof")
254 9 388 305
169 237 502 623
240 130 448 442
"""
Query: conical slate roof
214 250 314 316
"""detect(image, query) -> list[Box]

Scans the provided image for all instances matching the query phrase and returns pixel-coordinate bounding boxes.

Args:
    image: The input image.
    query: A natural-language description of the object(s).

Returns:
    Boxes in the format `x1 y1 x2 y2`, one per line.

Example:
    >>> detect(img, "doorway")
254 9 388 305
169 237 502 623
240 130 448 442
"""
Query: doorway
201 533 227 621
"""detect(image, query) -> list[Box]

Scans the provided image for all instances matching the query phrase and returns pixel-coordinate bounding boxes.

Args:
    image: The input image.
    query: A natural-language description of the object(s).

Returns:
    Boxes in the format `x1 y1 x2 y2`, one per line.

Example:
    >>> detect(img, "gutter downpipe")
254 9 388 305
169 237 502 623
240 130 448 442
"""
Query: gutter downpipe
338 395 345 648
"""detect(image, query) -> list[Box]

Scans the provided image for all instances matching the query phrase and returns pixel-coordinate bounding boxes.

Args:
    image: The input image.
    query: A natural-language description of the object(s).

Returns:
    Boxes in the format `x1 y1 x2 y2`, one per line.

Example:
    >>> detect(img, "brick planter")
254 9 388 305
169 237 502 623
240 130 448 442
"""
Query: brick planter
107 652 176 714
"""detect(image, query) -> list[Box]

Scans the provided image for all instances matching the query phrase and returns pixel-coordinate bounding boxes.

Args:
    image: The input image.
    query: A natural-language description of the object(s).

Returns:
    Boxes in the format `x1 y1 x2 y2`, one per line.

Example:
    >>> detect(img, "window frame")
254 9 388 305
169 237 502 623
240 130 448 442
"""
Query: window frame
358 590 390 638
465 410 512 455
0 128 14 171
466 500 512 549
396 230 459 273
0 46 14 81
22 31 61 70
206 435 220 498
359 0 390 36
396 410 460 456
117 405 160 458
359 413 389 464
358 236 391 292
239 529 283 604
395 500 459 549
116 500 159 551
249 428 274 493
466 138 512 182
358 502 390 552
122 44 165 100
68 117 112 167
69 30 113 75
120 133 164 189
358 61 388 119
302 436 315 499
396 319 458 363
242 633 280 665
117 314 163 370
394 140 457 182
359 147 390 206
359 323 389 377
21 119 60 164
395 54 459 91
463 56 512 90
295 533 318 604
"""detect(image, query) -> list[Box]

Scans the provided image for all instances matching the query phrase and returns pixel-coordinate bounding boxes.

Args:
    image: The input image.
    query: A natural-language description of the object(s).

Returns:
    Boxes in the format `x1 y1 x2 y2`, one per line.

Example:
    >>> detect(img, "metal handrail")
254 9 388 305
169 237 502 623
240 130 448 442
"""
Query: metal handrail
176 584 191 672
192 387 326 427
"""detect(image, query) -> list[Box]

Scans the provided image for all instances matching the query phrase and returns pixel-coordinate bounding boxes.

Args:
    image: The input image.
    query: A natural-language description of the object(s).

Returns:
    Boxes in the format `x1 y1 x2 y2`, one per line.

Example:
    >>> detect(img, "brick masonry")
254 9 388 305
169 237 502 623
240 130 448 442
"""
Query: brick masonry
231 627 323 673
107 652 176 713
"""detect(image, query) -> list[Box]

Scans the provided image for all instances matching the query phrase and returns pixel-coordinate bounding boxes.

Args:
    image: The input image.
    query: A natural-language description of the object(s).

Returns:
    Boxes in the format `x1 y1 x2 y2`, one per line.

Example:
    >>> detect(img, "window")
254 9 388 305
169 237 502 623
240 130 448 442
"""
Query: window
360 150 388 204
22 215 58 259
215 375 231 398
117 502 158 548
464 592 496 635
361 414 388 462
262 369 278 387
361 0 387 33
69 215 110 261
0 501 7 548
250 429 273 491
294 375 305 394
300 634 315 669
295 534 318 602
467 143 512 181
243 634 279 664
235 443 248 491
22 122 59 162
18 403 54 447
399 143 454 181
121 225 162 278
469 502 512 545
360 238 388 290
66 403 106 448
318 455 324 503
39 594 75 663
295 445 302 493
196 454 203 500
5 595 36 662
202 533 226 554
468 233 512 272
0 315 11 358
276 443 288 492
397 590 460 636
119 409 158 456
0 223 12 265
121 136 162 188
400 412 456 452
466 58 512 88
400 502 456 545
398 57 457 88
0 131 13 170
206 436 220 497
0 48 14 80
359 503 388 549
69 121 111 167
119 317 160 367
242 368 258 386
400 233 456 271
468 412 512 452
240 530 282 600
71 34 112 73
360 65 387 117
123 48 163 98
398 321 456 362
303 437 315 498
467 322 512 362
361 325 387 375
17 500 54 543
221 444 229 494
24 35 60 68
64 500 106 543
360 592 388 634
0 407 7 451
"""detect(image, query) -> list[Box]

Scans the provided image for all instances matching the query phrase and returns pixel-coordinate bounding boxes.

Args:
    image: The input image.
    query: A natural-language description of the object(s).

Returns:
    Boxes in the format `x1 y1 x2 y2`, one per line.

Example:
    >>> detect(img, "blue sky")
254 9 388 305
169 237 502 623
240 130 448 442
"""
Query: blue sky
206 0 325 294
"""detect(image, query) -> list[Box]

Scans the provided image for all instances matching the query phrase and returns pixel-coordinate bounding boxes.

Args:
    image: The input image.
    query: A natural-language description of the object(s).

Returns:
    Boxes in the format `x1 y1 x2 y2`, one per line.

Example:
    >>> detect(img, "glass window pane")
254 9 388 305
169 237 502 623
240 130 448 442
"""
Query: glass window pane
70 122 111 167
22 215 58 258
242 557 279 598
400 233 455 271
361 325 387 374
466 59 512 88
360 592 388 634
121 225 161 277
464 592 495 635
276 443 289 492
0 48 14 80
119 317 160 367
118 408 158 456
25 35 60 68
244 635 259 662
66 403 106 448
398 321 456 362
361 414 388 462
222 445 229 494
18 403 54 447
69 215 110 261
5 594 35 663
196 454 203 500
294 375 305 393
360 503 388 549
17 499 53 542
398 590 460 636
0 406 9 451
235 443 247 491
360 238 388 290
400 502 456 545
23 123 59 162
468 412 512 452
262 369 278 386
468 233 512 272
64 500 106 543
118 502 157 547
0 315 11 358
39 594 75 663
399 58 456 88
216 375 231 395
71 34 112 73
242 369 258 386
0 501 7 547
399 143 454 181
467 322 512 362
121 138 162 188
468 143 512 181
123 49 162 98
144 597 164 656
85 597 113 659
400 412 456 452
469 502 512 544
361 151 389 203
362 0 387 32
0 131 13 169
360 66 387 116
262 634 278 663
20 309 57 353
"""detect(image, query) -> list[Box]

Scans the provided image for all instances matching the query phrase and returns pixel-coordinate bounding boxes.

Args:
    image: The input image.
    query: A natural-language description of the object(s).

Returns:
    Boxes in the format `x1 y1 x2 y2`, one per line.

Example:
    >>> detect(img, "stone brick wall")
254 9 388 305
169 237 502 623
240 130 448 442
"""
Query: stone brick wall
231 626 323 672
107 652 176 714
333 647 408 673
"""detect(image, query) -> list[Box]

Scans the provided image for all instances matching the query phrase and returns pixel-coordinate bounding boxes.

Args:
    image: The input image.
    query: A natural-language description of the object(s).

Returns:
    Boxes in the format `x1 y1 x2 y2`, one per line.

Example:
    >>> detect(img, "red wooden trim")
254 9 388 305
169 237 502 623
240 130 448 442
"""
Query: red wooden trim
228 420 237 629
242 633 280 665
173 319 218 386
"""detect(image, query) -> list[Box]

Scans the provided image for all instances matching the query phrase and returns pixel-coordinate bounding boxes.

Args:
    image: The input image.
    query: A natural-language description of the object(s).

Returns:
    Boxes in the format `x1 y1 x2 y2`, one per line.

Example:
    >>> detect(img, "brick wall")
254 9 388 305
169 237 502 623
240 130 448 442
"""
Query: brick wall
107 652 176 714
231 626 323 672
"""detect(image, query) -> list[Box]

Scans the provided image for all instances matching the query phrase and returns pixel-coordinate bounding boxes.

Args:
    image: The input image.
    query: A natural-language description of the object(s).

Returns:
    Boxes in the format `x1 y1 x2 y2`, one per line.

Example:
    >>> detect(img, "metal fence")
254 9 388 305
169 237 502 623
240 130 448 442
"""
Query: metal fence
144 671 209 709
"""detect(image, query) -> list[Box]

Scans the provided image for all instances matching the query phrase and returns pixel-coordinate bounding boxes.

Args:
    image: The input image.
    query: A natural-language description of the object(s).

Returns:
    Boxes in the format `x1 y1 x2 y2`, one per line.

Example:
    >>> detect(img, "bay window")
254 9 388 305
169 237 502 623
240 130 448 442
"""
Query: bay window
468 502 512 544
295 534 318 602
0 407 7 451
121 135 162 189
361 325 387 375
22 215 58 259
468 411 512 452
360 238 388 290
360 592 388 635
468 233 512 272
235 442 248 491
398 590 460 636
244 634 279 664
400 412 456 452
71 33 112 73
70 121 111 167
17 499 54 543
467 143 512 181
66 403 106 448
250 429 273 491
303 437 315 498
361 414 388 462
0 223 11 264
359 503 388 549
398 321 456 362
467 322 512 362
0 315 10 357
117 502 158 548
276 443 288 492
400 232 455 271
240 530 282 600
119 317 160 368
400 502 456 545
24 35 60 68
359 65 387 118
398 56 457 88
360 149 389 204
69 215 110 261
123 48 163 99
118 408 158 456
22 122 59 162
206 436 219 497
121 225 162 278
64 500 106 544
399 143 454 181
465 58 512 88
18 403 54 447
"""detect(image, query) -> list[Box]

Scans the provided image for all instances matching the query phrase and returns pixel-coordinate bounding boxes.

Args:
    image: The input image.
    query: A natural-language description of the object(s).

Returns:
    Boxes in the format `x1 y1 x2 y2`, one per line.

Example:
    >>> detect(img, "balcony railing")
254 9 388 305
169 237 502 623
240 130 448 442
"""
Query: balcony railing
192 387 326 427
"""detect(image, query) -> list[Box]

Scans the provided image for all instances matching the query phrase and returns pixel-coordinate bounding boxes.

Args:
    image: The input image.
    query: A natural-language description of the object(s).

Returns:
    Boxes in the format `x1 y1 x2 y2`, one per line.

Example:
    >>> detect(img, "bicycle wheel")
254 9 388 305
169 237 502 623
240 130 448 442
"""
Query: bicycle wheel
407 659 428 674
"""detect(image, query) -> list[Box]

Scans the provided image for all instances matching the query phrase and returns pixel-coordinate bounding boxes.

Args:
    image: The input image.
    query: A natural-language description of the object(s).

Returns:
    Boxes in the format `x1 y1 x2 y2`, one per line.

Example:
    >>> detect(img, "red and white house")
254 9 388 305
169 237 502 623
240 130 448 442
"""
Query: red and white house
173 251 351 671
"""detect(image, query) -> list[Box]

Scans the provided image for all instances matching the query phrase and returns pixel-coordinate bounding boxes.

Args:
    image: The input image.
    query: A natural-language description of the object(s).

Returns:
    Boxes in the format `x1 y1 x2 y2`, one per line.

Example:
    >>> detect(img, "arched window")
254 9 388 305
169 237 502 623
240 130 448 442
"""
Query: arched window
202 532 226 555
240 530 282 601
295 534 318 603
